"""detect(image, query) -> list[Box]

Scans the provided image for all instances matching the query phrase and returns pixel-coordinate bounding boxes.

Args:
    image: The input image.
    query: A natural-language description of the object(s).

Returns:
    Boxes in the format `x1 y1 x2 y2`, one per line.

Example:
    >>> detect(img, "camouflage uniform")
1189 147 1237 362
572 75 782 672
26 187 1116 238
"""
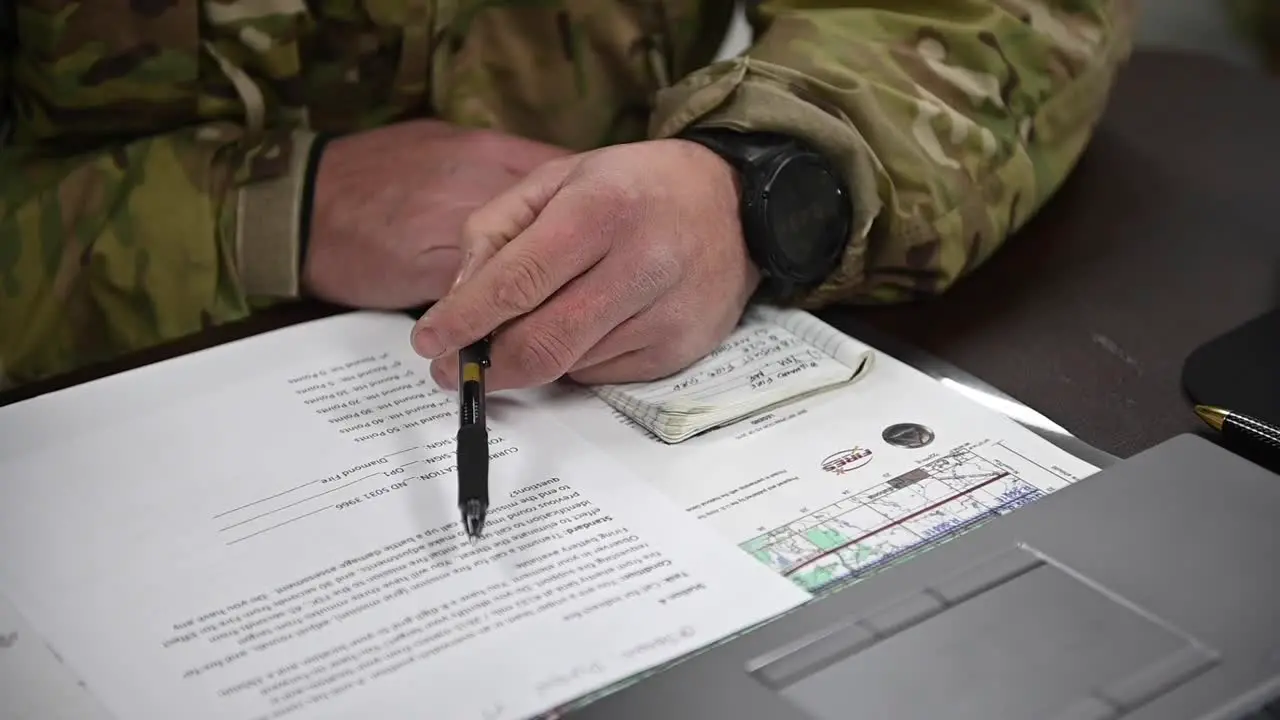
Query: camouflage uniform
0 0 1136 387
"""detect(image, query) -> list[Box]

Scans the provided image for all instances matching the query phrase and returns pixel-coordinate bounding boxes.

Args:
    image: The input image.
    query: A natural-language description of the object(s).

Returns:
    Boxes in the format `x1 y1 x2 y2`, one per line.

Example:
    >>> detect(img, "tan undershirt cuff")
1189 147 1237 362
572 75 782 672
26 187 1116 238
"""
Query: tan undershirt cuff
234 130 319 299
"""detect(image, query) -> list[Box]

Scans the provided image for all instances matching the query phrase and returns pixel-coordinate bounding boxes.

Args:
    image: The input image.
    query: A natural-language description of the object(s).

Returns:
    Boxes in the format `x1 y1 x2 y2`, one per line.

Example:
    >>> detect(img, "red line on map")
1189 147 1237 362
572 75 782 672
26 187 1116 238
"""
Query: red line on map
781 472 1008 577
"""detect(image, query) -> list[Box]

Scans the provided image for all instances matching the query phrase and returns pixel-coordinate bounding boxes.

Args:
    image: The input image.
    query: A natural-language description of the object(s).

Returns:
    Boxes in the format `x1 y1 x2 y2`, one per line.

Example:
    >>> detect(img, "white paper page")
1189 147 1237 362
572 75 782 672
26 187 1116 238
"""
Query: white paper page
540 312 1101 593
0 312 807 720
0 592 115 720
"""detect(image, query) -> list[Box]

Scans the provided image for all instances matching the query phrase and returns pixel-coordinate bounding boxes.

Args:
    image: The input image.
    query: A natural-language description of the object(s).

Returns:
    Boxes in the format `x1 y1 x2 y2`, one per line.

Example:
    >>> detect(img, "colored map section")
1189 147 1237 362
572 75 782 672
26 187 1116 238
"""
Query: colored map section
742 444 1048 593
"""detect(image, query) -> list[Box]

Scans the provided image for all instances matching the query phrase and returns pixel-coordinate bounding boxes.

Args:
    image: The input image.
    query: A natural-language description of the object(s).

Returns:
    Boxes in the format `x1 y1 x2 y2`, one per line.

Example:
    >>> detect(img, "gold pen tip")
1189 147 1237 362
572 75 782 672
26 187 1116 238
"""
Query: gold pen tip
1194 404 1228 431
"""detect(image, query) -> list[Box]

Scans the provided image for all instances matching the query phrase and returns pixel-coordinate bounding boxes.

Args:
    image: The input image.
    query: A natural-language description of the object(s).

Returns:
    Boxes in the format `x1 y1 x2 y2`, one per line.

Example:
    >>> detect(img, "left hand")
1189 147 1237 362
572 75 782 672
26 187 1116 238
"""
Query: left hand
410 139 760 391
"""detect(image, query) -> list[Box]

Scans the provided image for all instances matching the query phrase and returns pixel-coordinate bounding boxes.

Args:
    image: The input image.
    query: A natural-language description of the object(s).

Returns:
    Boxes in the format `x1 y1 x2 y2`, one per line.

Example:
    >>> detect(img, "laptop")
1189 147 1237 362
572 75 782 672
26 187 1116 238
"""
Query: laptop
568 433 1280 720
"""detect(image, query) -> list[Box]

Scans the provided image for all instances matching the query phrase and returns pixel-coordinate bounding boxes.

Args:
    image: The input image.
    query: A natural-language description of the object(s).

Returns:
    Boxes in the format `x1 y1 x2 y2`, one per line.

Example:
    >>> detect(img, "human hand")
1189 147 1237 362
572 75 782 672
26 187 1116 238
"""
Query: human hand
410 139 760 391
301 120 572 308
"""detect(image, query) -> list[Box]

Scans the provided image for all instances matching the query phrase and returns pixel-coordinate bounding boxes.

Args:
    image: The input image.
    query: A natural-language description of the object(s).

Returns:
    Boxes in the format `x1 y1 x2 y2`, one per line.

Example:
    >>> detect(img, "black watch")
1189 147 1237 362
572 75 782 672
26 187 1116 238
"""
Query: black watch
676 127 852 297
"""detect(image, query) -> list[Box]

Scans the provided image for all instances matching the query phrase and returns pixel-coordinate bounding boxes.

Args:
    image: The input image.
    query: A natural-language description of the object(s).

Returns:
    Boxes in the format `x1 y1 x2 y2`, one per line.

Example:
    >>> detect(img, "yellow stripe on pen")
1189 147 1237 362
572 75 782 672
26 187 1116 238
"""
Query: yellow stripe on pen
462 363 482 383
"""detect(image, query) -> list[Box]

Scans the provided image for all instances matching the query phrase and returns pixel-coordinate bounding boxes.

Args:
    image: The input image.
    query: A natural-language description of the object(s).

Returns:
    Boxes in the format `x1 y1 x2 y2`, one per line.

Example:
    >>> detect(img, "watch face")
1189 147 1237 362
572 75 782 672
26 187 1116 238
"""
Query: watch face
765 156 849 275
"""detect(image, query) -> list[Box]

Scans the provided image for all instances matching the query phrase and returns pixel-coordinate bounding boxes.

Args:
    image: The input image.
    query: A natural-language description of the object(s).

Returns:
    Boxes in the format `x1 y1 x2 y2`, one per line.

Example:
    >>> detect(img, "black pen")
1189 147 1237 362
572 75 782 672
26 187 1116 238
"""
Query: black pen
1194 405 1280 459
457 337 491 541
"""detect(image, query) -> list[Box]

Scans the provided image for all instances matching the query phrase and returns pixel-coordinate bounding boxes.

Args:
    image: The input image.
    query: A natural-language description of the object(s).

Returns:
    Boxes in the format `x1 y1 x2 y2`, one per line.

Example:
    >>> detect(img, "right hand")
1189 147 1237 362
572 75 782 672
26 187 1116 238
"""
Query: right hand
300 120 572 308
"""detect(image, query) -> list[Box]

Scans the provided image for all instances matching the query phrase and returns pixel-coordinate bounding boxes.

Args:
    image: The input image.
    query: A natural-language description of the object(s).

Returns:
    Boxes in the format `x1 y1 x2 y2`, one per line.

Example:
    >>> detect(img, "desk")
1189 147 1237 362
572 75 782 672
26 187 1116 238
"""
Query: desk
847 49 1280 457
4 50 1276 459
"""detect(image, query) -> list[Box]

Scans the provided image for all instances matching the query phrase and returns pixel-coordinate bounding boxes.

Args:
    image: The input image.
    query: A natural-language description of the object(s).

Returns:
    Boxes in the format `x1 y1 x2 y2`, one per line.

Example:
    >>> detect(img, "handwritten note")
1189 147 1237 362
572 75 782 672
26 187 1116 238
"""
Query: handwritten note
591 306 875 443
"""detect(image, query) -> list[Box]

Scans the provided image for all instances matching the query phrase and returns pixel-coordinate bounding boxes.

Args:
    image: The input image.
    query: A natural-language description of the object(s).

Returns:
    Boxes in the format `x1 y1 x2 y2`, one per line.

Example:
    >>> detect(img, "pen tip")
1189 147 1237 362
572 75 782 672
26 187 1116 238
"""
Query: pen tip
1194 404 1228 431
461 499 487 540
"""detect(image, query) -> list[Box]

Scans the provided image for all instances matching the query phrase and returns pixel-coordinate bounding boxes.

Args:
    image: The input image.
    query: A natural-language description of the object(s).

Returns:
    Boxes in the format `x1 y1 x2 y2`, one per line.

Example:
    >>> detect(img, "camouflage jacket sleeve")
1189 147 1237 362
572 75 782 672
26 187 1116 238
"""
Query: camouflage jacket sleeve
649 0 1137 307
0 28 315 388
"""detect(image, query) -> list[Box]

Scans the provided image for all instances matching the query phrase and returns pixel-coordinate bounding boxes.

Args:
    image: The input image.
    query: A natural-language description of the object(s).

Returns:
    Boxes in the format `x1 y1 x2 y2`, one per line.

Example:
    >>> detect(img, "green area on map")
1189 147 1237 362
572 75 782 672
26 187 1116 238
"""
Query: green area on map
804 526 848 549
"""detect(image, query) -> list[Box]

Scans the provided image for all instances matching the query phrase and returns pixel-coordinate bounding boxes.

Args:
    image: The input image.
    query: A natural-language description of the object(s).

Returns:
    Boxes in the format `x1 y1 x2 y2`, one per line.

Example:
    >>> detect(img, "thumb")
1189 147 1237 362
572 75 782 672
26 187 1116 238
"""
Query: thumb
451 156 577 288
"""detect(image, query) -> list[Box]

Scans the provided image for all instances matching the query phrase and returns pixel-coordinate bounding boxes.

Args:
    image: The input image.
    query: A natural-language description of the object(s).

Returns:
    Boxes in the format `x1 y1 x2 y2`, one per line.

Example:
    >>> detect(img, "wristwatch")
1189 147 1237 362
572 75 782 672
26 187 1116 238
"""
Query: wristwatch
676 127 853 298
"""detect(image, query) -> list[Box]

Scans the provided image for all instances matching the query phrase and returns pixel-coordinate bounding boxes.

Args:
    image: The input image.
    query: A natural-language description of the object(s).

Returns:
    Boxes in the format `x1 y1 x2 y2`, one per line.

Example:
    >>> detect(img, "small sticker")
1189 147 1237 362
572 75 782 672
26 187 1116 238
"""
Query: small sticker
882 423 936 449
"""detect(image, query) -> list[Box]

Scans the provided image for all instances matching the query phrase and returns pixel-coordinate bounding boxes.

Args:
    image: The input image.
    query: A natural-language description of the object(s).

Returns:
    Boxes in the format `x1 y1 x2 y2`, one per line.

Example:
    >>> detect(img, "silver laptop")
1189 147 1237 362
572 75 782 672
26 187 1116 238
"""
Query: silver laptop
569 433 1280 720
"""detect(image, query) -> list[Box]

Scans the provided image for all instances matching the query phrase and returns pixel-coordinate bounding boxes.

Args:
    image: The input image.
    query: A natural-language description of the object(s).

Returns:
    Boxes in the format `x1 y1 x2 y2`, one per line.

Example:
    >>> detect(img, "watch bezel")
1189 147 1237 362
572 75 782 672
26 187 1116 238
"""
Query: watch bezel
742 151 852 292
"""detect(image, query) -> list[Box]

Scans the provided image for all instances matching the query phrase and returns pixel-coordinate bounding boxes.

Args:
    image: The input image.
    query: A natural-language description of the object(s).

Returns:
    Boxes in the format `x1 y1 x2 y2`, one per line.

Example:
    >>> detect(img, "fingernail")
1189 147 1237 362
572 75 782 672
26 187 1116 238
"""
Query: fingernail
451 252 475 289
413 326 444 358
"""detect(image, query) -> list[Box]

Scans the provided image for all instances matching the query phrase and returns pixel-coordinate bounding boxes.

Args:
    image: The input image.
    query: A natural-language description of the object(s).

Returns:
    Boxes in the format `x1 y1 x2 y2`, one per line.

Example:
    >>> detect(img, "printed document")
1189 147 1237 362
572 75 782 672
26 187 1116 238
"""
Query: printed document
542 311 1102 594
0 313 808 720
0 591 112 720
0 307 1105 717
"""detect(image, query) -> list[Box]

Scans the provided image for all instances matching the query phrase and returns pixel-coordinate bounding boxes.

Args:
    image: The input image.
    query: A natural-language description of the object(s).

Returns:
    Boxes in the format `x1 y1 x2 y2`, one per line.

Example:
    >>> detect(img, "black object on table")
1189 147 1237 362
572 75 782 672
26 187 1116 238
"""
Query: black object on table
1183 306 1280 470
1192 399 1274 456
1183 306 1280 427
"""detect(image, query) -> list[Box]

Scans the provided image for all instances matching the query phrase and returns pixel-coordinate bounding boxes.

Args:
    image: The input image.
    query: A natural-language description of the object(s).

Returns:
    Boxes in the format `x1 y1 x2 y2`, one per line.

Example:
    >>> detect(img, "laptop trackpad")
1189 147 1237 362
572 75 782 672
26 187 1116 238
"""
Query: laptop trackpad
747 546 1218 720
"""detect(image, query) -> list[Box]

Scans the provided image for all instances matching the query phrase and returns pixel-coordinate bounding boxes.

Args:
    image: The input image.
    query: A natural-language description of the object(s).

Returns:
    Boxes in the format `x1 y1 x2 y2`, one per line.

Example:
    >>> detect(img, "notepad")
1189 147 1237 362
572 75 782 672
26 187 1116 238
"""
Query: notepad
590 306 875 443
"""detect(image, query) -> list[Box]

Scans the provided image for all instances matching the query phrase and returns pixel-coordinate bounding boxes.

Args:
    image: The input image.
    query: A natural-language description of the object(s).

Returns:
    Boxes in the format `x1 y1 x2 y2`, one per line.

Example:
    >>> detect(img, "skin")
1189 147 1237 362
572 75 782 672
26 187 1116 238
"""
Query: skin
301 120 573 309
409 137 761 391
300 119 758 392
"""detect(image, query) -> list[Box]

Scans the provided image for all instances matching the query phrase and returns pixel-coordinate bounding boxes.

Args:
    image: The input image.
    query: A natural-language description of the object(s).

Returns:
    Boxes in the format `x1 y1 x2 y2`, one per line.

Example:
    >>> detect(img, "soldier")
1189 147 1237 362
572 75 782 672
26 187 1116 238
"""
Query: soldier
0 1 1136 390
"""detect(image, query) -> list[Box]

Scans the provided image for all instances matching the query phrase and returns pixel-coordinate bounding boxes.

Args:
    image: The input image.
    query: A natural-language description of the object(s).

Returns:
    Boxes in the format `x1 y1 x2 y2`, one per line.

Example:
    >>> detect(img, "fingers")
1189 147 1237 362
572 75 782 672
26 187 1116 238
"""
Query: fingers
412 170 631 362
564 348 670 386
564 308 702 385
493 136 576 177
410 158 589 358
430 245 676 391
566 312 652 372
450 157 575 288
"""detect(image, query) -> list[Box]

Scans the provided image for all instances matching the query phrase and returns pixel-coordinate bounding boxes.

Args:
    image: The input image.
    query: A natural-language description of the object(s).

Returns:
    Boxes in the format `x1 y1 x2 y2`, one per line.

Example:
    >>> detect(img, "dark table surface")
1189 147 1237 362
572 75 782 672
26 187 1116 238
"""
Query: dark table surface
848 49 1280 457
3 49 1277 459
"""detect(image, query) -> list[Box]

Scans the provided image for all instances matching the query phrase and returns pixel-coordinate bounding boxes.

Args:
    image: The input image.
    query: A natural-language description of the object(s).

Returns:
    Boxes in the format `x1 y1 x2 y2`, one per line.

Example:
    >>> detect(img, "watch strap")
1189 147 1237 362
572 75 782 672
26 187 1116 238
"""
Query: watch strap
677 127 793 169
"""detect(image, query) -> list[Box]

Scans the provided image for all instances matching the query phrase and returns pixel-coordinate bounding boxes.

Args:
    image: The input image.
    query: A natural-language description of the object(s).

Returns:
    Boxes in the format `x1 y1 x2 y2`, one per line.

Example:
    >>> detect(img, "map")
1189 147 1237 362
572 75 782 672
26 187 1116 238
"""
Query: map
741 439 1074 593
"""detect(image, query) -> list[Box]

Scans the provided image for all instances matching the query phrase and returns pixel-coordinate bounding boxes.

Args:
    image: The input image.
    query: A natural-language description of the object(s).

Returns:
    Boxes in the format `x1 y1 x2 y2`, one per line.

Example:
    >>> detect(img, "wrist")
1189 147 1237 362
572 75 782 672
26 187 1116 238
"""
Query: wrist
672 136 744 221
672 135 760 279
674 127 852 300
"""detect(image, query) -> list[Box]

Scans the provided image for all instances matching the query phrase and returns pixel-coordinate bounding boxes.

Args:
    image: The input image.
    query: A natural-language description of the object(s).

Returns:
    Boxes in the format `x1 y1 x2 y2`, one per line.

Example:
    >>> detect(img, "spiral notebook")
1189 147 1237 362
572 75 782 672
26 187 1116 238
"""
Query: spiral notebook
590 305 876 443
